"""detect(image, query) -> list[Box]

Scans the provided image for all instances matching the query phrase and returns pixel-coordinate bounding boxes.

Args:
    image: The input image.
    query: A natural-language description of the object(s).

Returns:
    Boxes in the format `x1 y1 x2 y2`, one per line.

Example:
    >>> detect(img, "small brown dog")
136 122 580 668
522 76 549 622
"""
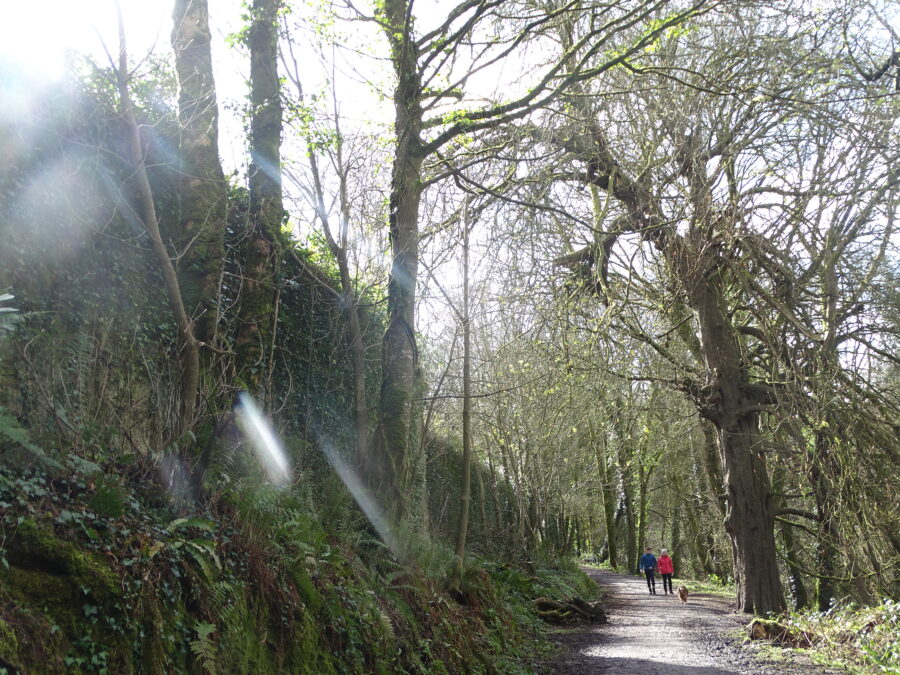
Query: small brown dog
676 585 689 604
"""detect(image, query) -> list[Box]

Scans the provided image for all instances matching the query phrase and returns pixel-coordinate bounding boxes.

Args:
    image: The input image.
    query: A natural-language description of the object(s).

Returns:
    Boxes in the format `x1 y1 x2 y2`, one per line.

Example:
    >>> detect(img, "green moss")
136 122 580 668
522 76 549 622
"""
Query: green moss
7 518 118 596
291 568 322 611
283 611 339 675
0 617 20 669
0 518 135 672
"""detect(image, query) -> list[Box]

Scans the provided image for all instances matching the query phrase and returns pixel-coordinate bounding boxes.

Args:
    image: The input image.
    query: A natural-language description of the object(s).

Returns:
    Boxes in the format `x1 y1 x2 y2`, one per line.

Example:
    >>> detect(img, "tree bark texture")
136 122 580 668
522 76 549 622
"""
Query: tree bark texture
238 0 283 394
672 234 785 614
170 0 227 344
376 0 425 522
772 464 809 610
810 252 843 610
811 433 839 611
614 410 638 573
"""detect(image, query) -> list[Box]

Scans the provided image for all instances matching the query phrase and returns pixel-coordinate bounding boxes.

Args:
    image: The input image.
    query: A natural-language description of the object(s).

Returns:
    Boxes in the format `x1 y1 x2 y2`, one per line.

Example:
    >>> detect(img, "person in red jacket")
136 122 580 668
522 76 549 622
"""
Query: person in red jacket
658 549 674 595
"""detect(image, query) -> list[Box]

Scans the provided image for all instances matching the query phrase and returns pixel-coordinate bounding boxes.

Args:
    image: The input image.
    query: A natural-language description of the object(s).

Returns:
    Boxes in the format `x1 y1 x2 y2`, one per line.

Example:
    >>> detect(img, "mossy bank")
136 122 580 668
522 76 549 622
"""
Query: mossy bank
0 465 597 674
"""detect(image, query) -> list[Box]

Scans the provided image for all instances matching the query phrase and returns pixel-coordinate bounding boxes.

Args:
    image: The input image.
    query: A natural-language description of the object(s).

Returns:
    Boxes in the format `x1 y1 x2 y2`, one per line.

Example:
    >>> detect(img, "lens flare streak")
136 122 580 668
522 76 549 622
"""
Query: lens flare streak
235 392 291 486
319 440 399 556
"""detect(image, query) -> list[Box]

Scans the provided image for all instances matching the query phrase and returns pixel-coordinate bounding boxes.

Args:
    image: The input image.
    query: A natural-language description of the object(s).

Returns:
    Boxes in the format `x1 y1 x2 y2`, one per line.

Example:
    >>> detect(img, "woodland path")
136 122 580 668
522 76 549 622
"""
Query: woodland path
543 568 841 674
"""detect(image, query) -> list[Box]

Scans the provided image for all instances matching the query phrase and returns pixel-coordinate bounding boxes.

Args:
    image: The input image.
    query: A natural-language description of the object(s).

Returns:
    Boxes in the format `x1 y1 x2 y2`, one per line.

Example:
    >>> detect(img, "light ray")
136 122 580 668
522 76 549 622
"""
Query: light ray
235 392 292 486
318 438 399 556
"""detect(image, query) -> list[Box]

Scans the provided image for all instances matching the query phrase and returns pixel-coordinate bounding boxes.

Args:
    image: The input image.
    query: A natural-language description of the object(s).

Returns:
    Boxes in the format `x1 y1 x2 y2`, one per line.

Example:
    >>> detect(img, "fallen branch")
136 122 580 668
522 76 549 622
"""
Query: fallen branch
747 618 814 648
533 596 607 624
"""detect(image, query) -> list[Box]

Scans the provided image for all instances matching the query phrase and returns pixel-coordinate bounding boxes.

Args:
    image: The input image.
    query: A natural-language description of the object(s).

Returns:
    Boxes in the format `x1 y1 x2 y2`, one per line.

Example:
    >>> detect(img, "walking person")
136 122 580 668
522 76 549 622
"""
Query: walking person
639 547 657 595
658 548 674 595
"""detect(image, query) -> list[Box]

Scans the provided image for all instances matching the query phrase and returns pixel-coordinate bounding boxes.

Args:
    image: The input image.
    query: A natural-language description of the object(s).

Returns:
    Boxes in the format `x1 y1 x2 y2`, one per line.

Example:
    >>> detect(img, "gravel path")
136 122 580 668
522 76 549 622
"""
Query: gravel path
544 568 841 674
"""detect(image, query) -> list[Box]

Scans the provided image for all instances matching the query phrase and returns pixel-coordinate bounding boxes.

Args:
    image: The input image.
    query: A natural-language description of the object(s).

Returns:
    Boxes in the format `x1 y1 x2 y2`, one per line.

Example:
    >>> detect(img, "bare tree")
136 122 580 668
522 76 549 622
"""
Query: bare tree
364 0 718 523
539 2 897 612
115 3 200 439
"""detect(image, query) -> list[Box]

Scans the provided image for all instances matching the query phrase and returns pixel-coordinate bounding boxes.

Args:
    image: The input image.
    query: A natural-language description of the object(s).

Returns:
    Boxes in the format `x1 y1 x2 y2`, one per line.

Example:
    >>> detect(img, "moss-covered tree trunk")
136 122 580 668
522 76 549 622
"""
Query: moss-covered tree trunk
375 0 425 524
454 215 472 574
810 251 843 610
772 463 809 610
237 0 283 394
170 0 227 345
684 486 714 577
636 458 650 562
671 501 681 577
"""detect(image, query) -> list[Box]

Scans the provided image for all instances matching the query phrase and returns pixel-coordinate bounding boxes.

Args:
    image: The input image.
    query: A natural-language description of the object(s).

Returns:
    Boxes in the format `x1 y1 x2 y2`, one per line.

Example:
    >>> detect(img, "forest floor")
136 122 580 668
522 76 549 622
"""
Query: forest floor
542 568 844 674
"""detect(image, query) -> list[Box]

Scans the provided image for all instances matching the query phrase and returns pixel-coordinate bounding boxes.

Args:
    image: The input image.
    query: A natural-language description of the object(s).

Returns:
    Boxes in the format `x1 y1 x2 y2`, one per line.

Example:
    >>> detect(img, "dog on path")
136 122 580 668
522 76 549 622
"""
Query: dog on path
676 585 689 604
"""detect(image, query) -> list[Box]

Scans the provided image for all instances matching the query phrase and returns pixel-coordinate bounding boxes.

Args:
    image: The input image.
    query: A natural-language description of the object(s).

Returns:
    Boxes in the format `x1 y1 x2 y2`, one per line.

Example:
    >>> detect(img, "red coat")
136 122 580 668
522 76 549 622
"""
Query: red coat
658 555 674 575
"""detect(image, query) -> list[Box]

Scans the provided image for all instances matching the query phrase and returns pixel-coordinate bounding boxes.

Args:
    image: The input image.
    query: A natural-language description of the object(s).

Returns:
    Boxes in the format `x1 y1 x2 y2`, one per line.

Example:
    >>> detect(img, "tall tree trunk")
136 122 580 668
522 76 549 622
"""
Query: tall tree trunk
684 488 714 577
374 0 425 523
779 518 809 611
477 461 488 539
594 431 618 569
238 0 283 395
772 463 809 610
811 436 840 611
676 236 785 614
811 250 843 610
597 434 619 569
637 463 650 562
672 501 682 578
454 210 472 575
701 421 727 517
685 457 716 577
170 0 226 345
614 414 638 573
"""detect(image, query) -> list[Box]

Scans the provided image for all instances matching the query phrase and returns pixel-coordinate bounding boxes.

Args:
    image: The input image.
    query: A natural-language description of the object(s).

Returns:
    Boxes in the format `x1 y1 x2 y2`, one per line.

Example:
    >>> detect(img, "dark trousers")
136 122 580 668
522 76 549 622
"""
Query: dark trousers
662 573 673 594
644 568 656 591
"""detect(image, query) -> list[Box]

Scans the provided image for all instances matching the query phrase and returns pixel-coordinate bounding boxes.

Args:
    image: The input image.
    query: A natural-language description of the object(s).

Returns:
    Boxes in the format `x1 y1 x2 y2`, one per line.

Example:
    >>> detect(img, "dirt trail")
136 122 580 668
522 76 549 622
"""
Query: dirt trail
545 568 840 674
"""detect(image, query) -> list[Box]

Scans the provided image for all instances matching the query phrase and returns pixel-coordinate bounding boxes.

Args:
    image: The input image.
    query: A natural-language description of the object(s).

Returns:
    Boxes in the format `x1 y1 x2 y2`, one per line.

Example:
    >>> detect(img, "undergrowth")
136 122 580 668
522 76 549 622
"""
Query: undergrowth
770 601 900 674
0 459 596 674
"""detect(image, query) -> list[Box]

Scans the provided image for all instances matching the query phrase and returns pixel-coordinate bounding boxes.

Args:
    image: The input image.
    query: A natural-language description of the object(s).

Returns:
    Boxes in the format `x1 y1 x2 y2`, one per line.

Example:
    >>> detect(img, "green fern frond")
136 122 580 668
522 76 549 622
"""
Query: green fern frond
189 621 218 674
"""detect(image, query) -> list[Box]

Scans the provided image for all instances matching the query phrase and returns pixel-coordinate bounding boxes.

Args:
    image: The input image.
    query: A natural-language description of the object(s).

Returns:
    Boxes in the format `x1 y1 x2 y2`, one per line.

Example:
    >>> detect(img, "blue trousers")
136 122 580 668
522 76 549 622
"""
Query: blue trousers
644 568 656 591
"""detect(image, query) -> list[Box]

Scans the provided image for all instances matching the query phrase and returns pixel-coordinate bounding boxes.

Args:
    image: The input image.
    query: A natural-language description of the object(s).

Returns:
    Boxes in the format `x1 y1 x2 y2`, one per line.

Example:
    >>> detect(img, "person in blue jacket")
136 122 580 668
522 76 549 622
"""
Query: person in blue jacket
639 547 658 595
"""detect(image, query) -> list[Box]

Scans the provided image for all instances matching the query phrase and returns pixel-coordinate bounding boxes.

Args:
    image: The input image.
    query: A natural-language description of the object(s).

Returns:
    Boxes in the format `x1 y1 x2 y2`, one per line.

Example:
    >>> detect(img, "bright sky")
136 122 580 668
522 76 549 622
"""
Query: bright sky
2 3 171 79
1 1 250 167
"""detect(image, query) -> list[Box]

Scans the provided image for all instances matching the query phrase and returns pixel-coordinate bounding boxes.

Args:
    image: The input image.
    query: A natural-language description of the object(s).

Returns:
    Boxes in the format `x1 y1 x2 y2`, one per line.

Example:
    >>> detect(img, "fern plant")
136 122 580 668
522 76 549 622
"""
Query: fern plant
190 621 218 674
